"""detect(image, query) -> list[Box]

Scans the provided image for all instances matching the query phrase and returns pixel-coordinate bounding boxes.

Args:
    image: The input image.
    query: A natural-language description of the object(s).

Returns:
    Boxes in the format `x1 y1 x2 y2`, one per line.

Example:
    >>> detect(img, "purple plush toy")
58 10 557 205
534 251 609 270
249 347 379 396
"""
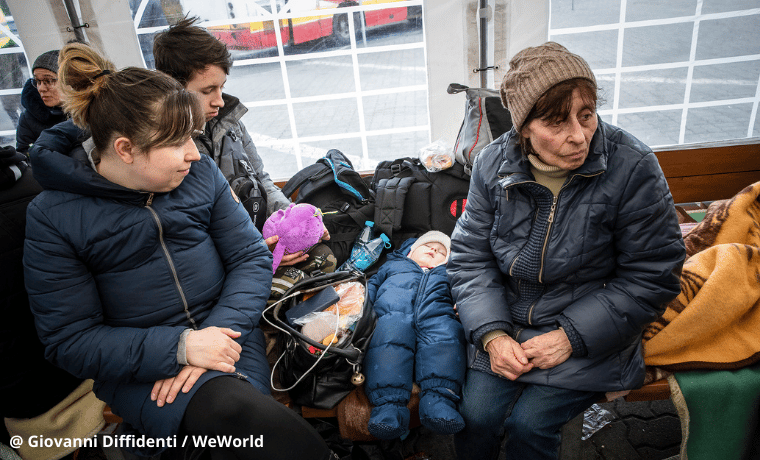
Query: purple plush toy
262 203 324 273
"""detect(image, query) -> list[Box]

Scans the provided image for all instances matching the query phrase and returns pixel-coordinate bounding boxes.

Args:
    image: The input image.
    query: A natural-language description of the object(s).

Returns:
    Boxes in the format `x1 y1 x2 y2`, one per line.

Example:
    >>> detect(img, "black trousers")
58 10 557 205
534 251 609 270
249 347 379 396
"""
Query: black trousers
181 376 332 460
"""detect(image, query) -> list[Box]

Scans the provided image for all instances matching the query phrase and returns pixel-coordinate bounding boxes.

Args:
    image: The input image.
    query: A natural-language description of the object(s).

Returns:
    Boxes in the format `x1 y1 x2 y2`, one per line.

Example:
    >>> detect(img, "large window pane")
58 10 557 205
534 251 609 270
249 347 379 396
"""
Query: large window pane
0 0 28 143
550 0 760 148
550 0 620 29
626 0 697 22
358 48 425 90
684 104 755 144
241 104 291 140
132 0 427 178
552 31 618 70
363 90 427 131
690 61 760 103
617 68 689 109
614 110 682 148
286 56 356 98
696 15 760 60
293 98 360 138
228 62 288 101
702 0 760 14
622 23 693 67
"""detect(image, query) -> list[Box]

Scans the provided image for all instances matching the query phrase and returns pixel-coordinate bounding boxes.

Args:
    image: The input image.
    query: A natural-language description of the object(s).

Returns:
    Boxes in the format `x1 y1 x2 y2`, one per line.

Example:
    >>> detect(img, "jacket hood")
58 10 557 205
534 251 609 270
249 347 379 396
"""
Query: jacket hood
30 120 149 204
390 237 417 260
215 93 244 121
496 117 609 186
203 93 248 151
21 78 64 124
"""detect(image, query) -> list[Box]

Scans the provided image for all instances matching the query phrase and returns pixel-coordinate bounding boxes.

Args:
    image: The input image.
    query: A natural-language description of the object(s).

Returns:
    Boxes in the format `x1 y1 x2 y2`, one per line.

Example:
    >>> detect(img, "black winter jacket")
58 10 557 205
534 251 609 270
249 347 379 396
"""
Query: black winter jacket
447 119 685 392
16 78 66 155
1 162 81 423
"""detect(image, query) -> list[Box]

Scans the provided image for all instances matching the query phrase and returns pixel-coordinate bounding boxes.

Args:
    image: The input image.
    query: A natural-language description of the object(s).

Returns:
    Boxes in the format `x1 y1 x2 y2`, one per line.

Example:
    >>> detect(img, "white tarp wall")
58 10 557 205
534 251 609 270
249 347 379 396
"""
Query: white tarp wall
424 0 549 142
9 0 144 71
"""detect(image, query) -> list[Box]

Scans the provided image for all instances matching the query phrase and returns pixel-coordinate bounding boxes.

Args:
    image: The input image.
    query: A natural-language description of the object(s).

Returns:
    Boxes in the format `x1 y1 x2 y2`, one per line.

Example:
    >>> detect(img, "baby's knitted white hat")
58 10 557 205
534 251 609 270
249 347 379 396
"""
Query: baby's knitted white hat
409 230 451 261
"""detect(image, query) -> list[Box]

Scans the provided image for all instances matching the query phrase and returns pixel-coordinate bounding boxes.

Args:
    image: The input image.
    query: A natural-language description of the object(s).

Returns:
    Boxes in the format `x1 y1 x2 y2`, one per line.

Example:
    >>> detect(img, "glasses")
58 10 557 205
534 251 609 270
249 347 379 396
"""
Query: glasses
34 78 58 88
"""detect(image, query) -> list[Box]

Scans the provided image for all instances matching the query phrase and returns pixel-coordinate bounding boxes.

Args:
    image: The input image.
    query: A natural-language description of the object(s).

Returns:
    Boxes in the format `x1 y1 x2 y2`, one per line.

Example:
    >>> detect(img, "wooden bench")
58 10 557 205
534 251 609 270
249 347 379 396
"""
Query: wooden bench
96 141 757 440
276 139 760 440
653 139 760 204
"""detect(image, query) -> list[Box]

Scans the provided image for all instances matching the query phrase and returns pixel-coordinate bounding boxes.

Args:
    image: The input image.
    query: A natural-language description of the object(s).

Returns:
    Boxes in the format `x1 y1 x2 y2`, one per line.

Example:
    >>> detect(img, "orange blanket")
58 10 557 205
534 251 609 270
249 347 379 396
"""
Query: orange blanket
643 181 760 371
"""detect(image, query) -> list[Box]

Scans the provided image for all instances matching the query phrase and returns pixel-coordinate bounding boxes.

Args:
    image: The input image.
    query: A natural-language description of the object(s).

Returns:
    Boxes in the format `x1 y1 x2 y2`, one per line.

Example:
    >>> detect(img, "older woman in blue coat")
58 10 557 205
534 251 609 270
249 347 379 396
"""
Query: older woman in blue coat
447 42 686 460
23 43 334 460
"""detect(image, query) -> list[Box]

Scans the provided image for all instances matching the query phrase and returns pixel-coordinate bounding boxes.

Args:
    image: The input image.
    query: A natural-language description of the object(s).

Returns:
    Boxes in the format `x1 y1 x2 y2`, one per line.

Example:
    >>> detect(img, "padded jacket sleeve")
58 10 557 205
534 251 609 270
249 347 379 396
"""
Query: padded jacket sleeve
560 149 685 358
198 164 273 338
15 111 36 155
447 148 513 348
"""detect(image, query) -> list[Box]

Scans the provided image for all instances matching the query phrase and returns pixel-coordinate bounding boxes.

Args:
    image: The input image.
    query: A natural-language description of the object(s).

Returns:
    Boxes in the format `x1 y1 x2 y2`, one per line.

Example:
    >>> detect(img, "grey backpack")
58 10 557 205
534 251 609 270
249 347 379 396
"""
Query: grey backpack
448 83 513 175
199 129 268 231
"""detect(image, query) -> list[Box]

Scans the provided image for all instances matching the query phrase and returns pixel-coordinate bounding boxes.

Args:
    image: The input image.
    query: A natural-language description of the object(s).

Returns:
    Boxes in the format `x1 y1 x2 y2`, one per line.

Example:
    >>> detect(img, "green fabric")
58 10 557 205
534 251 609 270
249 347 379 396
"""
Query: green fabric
675 363 760 460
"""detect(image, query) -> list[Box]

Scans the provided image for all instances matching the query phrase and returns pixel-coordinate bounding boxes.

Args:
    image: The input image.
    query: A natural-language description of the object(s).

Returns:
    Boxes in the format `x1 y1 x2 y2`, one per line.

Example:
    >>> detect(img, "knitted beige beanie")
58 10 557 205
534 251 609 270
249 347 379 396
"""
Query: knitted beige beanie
500 41 596 132
409 230 451 262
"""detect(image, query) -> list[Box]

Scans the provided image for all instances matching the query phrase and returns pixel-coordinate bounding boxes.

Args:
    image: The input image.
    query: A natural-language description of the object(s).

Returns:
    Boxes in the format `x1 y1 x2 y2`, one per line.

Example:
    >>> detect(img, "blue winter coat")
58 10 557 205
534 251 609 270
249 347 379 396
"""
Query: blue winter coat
447 119 685 392
16 78 66 155
365 239 465 404
23 121 273 455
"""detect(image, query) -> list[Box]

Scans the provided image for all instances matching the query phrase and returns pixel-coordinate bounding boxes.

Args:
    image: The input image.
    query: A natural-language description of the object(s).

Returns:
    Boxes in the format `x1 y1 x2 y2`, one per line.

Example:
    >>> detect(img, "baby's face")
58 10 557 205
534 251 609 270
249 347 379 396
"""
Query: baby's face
409 242 448 268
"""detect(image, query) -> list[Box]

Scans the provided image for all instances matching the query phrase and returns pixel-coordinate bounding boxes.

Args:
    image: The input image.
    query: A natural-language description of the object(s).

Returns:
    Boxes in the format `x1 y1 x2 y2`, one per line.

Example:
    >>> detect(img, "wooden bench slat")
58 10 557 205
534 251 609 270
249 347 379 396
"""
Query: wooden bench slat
623 379 670 402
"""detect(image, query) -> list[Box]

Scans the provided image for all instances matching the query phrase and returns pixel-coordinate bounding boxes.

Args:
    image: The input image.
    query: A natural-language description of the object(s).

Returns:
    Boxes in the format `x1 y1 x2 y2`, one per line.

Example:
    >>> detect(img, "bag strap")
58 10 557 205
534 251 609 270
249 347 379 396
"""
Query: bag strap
447 82 469 94
281 162 326 199
323 156 369 202
373 175 415 241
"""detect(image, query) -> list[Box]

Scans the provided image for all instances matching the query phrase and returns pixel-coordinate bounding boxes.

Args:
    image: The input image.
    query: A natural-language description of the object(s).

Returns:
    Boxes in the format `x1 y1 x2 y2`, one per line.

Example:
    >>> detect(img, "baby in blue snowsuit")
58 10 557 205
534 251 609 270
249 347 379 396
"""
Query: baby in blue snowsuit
365 231 466 440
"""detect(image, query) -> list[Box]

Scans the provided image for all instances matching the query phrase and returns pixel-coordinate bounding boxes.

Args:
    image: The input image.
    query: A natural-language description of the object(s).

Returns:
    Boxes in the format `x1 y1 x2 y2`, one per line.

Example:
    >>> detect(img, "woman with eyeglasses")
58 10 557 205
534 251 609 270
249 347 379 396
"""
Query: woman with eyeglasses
16 50 66 155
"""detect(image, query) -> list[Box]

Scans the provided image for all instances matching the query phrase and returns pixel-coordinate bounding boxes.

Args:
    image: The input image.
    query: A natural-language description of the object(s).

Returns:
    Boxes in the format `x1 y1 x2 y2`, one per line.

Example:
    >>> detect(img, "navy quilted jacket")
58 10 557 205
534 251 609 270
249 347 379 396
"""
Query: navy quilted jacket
447 119 685 392
23 120 273 455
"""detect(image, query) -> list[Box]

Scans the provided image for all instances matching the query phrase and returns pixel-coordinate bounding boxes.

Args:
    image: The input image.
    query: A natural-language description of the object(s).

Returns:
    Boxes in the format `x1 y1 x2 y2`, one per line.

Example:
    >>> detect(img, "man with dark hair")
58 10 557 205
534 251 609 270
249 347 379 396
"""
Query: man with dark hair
154 16 330 270
153 16 293 226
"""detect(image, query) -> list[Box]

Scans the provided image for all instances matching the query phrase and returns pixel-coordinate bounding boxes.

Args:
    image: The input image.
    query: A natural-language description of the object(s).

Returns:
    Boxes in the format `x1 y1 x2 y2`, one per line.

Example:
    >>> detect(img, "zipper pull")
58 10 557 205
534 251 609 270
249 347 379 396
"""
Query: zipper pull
146 193 154 206
547 196 557 223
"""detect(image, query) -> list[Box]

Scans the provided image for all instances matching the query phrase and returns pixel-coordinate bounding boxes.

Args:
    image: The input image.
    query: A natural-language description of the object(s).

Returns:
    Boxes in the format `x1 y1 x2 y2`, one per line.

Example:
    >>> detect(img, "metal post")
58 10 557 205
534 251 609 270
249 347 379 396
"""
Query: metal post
479 0 488 87
62 0 88 42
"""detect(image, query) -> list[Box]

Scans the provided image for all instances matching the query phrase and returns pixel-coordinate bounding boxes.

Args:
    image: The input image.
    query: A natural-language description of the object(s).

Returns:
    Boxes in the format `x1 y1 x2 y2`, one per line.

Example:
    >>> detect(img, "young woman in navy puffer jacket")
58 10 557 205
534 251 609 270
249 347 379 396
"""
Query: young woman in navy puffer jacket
23 43 335 460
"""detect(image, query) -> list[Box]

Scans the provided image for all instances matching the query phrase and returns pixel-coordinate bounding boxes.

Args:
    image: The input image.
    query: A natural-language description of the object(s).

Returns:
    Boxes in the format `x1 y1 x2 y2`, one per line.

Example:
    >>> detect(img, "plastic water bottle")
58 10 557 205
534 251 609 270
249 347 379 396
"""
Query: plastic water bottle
340 232 391 272
356 221 375 246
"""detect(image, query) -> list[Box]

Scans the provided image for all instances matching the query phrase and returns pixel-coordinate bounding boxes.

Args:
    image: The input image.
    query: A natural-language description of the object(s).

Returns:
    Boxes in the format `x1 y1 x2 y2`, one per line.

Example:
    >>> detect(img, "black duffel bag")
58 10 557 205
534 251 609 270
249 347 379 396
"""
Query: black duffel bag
265 271 376 409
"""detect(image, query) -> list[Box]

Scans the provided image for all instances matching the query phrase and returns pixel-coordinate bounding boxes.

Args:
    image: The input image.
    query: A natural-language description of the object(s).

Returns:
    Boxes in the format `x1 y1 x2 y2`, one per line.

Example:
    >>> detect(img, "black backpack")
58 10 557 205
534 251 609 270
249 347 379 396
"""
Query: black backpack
282 150 375 267
200 130 268 231
371 157 471 250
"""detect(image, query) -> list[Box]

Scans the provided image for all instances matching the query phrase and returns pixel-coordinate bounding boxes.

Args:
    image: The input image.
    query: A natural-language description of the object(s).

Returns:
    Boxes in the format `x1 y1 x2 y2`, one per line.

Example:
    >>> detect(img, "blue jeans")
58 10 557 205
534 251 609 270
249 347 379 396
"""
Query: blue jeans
454 368 601 460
